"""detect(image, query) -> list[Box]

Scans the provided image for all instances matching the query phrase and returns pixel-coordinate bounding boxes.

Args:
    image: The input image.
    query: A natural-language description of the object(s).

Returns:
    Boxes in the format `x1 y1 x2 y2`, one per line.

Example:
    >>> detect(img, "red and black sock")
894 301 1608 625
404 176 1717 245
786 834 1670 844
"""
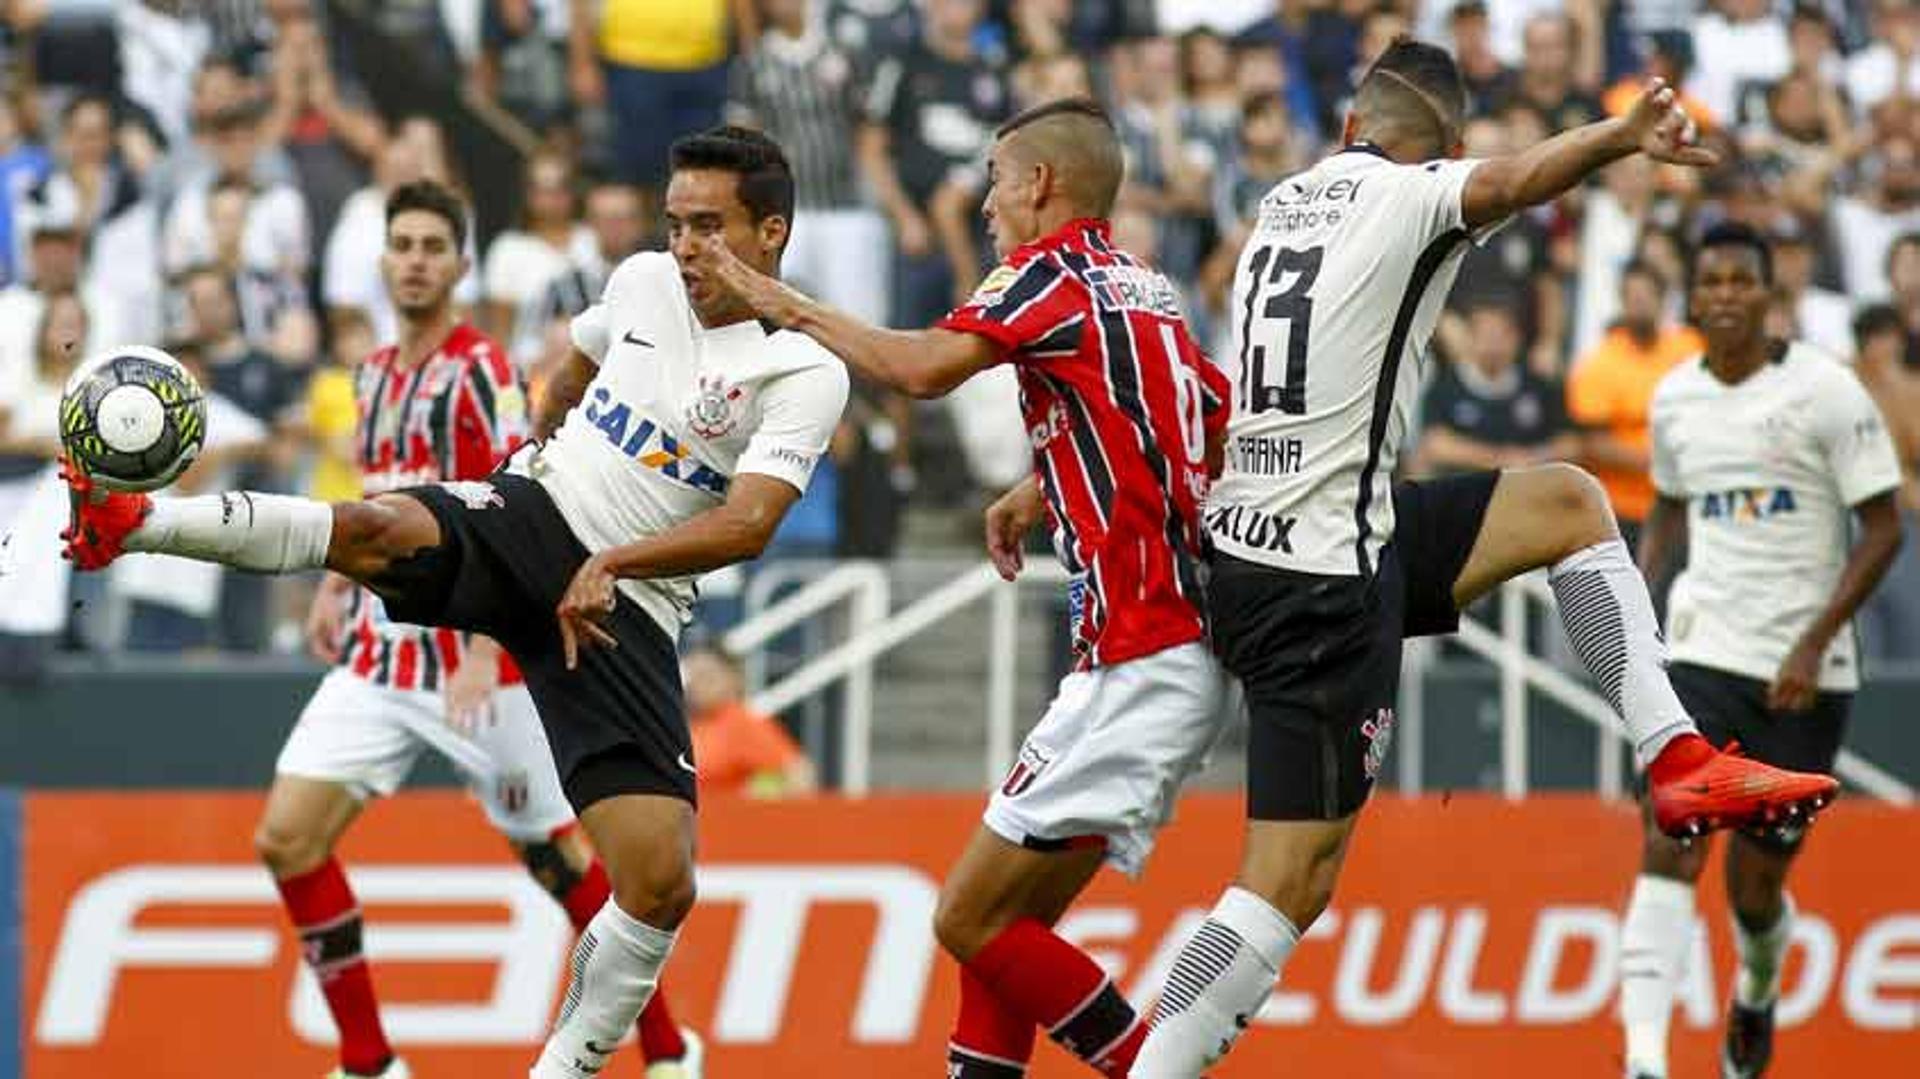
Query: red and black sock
949 967 1038 1076
276 859 392 1076
965 918 1144 1077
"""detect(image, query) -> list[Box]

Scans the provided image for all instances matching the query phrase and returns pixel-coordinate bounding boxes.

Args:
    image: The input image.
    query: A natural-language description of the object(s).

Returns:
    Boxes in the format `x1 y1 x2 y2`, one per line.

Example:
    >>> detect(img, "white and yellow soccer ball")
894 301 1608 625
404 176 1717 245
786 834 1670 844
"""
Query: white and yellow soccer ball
58 346 208 492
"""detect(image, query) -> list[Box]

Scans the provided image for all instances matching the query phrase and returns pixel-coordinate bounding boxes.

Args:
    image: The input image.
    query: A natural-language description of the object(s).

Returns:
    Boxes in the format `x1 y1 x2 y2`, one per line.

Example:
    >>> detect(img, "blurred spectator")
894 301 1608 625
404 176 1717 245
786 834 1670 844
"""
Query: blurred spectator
115 342 272 653
859 0 1009 328
1689 0 1792 125
1180 27 1242 149
1854 303 1920 659
1448 1 1516 118
163 94 311 282
1510 11 1603 133
1567 260 1704 542
469 0 574 135
0 289 80 525
1832 129 1920 304
0 95 51 287
683 645 818 797
1773 218 1855 356
1439 115 1564 374
117 0 213 147
1572 154 1657 357
1604 32 1715 133
1413 300 1577 478
481 148 592 342
512 177 645 385
1888 232 1920 352
1112 35 1213 305
571 0 750 206
322 117 479 343
1785 2 1845 87
823 0 919 77
0 215 99 377
262 4 386 251
1846 0 1920 121
728 0 888 325
1197 92 1298 337
302 306 371 505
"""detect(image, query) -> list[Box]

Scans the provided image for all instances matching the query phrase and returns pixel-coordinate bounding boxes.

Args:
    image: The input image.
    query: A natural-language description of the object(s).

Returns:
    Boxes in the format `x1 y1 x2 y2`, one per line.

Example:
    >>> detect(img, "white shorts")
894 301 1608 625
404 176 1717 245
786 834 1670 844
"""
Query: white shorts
276 669 575 842
983 641 1236 878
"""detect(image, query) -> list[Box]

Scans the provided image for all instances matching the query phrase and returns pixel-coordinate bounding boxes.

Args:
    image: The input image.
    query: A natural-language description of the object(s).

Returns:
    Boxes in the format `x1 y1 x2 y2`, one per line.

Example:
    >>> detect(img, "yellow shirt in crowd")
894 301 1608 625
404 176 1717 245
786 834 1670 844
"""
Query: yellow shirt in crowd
1567 324 1705 523
305 365 361 503
598 0 729 71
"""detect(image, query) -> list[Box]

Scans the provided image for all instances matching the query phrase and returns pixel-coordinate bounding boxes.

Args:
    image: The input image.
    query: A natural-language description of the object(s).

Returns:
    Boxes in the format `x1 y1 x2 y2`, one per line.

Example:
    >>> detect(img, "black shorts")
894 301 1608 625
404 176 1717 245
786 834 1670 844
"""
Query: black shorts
368 474 695 811
1217 471 1500 821
1670 662 1851 775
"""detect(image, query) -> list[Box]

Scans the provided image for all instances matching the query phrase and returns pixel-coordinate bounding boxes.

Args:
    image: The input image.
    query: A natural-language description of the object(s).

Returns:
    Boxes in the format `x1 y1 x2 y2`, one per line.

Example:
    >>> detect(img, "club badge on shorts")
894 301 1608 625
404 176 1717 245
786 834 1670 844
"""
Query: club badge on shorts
1001 742 1053 798
687 375 746 438
1362 707 1396 780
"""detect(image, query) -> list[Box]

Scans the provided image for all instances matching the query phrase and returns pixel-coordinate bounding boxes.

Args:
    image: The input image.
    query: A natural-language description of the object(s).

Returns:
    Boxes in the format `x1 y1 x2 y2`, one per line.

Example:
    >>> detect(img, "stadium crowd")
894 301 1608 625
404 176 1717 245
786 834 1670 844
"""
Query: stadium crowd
0 0 1918 666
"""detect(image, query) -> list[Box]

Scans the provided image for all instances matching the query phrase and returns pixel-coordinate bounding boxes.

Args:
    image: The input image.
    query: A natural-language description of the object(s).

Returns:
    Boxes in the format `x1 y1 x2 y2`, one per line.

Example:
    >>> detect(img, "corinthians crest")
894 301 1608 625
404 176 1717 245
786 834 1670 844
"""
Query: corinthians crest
687 375 746 438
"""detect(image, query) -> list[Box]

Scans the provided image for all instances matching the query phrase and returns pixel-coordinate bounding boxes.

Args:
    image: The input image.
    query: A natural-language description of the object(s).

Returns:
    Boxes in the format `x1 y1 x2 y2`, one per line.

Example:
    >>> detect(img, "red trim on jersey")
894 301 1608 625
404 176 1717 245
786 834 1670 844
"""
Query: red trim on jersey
339 323 528 689
938 218 1221 668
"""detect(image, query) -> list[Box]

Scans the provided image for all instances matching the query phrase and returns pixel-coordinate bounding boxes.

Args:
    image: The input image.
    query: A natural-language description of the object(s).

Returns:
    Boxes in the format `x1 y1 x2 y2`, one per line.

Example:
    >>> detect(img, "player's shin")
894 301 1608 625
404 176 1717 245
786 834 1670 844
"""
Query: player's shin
128 491 334 572
1732 892 1794 1009
950 969 1038 1077
965 918 1144 1077
1131 887 1299 1079
1618 874 1695 1078
534 898 677 1079
1547 539 1695 766
276 859 394 1077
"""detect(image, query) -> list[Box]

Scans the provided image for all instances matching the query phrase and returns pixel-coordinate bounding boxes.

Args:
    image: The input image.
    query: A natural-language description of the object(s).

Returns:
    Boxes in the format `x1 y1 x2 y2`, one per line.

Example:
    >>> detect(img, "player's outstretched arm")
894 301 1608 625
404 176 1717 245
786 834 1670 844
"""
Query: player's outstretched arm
694 235 999 398
1461 78 1717 230
554 474 800 668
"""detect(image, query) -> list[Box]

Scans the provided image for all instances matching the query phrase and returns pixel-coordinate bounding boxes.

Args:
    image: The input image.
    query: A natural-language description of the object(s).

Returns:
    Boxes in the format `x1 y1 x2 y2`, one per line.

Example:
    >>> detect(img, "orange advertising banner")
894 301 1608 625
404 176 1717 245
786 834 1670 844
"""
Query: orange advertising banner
21 791 1920 1077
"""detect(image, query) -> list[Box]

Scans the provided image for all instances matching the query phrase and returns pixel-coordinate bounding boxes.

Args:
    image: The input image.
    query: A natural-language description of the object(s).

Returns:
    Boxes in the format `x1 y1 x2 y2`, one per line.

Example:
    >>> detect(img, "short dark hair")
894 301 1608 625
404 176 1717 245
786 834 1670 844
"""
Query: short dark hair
994 97 1126 216
1621 257 1668 294
1854 302 1905 346
669 125 796 226
1691 220 1773 286
997 96 1114 141
385 179 468 251
1354 37 1468 155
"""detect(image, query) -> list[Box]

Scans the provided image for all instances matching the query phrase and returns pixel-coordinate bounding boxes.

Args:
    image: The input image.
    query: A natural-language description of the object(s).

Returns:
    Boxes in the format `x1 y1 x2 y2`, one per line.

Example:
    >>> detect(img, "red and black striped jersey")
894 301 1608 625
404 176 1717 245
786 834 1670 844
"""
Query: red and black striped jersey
939 218 1229 668
341 323 528 690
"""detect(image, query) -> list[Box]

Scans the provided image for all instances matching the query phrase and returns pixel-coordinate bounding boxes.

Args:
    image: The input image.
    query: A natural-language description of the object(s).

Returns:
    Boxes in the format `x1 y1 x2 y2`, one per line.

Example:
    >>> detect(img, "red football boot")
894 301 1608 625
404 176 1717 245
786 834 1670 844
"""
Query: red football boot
1648 734 1839 839
59 458 152 571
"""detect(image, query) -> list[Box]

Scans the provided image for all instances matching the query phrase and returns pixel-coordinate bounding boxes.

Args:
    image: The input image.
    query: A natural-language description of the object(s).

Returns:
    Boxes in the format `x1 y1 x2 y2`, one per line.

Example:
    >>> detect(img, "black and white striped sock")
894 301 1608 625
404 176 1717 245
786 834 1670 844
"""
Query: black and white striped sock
1549 539 1695 768
1132 887 1299 1077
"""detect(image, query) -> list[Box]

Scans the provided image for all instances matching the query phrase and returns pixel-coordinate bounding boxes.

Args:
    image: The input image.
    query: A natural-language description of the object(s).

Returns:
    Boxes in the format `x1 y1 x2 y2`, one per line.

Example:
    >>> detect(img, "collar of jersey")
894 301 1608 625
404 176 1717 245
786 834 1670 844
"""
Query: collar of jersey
696 315 774 343
1340 142 1393 161
1015 216 1111 258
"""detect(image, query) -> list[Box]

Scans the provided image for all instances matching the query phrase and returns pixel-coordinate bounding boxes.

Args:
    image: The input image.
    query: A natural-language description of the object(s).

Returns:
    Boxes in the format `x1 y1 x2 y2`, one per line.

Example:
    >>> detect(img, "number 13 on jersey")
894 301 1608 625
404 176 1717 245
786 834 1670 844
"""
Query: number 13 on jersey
1237 244 1323 416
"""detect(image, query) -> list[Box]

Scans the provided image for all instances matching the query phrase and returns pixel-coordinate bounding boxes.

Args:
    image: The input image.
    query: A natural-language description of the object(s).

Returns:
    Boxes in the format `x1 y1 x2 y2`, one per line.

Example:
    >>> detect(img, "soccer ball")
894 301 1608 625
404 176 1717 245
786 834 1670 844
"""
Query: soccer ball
58 346 207 493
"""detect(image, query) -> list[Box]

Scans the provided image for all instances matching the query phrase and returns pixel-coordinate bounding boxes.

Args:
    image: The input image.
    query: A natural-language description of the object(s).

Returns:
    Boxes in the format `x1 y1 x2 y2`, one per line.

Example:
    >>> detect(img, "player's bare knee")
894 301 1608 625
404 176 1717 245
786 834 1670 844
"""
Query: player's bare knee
610 861 696 929
931 883 997 962
327 501 400 578
1535 463 1616 552
254 819 330 879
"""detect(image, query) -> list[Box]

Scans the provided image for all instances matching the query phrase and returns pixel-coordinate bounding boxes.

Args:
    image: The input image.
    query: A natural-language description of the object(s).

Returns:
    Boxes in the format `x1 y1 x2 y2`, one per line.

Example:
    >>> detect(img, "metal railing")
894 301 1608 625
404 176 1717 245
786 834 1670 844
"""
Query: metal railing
728 561 1914 804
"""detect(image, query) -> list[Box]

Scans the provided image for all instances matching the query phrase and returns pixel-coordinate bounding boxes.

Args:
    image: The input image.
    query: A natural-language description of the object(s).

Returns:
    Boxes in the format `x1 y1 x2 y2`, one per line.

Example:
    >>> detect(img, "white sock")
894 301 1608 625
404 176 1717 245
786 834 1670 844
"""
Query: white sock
1733 895 1794 1008
1619 873 1695 1077
1133 887 1299 1078
532 899 675 1079
1548 540 1698 768
128 492 333 573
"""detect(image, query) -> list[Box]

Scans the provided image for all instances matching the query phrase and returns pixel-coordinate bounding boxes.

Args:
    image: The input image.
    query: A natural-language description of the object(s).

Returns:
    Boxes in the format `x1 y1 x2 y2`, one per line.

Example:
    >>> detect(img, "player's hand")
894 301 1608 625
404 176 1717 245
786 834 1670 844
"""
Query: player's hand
894 209 934 257
304 576 350 663
556 553 621 671
443 653 497 735
694 235 811 328
984 478 1046 581
1767 637 1822 713
1625 78 1719 169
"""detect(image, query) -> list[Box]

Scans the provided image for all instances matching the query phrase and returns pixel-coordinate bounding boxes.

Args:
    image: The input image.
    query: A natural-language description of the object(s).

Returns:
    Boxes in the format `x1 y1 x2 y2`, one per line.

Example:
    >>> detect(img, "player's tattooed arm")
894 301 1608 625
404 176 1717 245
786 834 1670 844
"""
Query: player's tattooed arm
533 350 597 441
1461 79 1717 230
694 235 999 398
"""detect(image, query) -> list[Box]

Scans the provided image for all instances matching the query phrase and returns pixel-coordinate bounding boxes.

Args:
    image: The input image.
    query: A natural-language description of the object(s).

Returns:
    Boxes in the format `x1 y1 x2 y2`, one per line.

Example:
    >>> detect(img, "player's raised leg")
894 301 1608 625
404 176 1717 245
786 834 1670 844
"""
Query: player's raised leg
252 775 403 1079
1446 463 1838 834
935 829 1137 1077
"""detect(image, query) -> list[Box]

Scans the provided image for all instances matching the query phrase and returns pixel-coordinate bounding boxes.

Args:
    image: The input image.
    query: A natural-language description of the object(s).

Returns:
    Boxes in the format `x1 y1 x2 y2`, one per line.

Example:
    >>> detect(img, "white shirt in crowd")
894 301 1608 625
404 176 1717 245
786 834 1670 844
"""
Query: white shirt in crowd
1687 11 1792 124
1830 195 1920 305
536 252 848 637
1845 42 1920 120
1652 342 1904 692
482 225 597 310
163 180 311 278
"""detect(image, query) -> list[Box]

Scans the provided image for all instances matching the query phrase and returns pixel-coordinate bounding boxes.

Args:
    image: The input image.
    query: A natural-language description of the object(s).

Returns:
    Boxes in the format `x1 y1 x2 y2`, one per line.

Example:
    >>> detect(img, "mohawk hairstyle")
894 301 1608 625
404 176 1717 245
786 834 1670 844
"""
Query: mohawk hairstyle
1353 36 1468 158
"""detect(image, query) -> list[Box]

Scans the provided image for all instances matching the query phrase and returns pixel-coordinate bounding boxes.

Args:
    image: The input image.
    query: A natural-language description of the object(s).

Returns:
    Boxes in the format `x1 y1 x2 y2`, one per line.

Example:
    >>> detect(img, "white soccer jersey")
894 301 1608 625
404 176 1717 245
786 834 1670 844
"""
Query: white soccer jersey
1209 146 1493 575
1651 342 1903 692
533 252 849 636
